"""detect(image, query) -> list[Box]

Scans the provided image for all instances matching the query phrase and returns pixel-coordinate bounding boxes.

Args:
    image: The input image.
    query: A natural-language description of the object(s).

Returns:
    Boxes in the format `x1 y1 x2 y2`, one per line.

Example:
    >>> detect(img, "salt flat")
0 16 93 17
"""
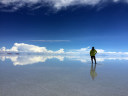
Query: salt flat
0 55 128 96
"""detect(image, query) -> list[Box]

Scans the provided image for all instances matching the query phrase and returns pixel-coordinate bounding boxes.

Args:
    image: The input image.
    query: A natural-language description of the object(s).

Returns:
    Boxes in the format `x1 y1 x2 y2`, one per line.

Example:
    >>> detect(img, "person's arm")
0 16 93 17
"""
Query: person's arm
95 50 97 55
90 50 91 56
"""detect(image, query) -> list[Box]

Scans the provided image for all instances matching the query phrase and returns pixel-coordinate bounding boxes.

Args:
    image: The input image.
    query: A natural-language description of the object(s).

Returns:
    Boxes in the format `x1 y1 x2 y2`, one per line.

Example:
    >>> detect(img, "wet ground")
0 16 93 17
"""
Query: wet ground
0 55 128 96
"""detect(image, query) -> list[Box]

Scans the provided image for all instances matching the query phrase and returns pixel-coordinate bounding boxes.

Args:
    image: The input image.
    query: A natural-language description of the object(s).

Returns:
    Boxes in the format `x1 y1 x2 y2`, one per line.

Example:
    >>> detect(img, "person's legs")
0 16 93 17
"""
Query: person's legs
94 56 97 64
91 56 93 64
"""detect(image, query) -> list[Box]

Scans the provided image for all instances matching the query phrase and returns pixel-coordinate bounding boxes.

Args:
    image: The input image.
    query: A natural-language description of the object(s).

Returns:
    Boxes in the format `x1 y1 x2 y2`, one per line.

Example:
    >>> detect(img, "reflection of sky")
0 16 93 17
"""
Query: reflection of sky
0 55 128 66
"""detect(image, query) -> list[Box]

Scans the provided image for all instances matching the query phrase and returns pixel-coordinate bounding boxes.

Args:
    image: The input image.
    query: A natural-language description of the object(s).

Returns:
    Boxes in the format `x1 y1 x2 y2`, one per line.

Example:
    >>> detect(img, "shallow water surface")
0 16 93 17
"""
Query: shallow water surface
0 55 128 96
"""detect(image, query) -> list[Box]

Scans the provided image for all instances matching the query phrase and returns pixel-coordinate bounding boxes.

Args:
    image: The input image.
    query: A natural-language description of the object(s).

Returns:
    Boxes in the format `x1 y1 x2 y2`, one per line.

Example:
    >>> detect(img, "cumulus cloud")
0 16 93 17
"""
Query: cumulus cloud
0 43 64 54
0 0 128 11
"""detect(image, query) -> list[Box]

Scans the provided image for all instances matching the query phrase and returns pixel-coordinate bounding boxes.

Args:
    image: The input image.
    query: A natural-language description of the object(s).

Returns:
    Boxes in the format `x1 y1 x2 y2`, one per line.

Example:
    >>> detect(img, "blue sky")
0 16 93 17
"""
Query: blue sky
0 0 128 52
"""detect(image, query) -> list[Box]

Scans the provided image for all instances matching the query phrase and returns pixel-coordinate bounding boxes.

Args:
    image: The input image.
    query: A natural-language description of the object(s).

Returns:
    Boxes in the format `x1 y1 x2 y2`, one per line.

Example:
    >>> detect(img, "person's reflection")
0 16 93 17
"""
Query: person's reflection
90 64 97 80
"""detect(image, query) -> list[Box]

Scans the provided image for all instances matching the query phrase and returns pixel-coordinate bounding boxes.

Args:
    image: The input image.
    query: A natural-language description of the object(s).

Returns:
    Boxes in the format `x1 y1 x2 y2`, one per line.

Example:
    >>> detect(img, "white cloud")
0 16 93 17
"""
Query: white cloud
76 47 90 52
0 47 6 51
96 49 104 53
66 47 90 55
66 47 128 56
0 43 128 56
0 43 64 54
0 0 128 11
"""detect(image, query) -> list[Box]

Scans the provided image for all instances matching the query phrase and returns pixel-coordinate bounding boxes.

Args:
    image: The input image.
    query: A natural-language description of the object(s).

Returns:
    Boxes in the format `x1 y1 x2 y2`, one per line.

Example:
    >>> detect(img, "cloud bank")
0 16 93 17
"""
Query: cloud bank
0 43 128 56
0 43 64 54
0 0 128 11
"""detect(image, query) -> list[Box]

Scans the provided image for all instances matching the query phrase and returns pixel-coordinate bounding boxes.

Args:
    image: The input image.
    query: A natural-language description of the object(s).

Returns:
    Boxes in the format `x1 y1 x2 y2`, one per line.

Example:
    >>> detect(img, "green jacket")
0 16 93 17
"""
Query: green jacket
90 49 97 56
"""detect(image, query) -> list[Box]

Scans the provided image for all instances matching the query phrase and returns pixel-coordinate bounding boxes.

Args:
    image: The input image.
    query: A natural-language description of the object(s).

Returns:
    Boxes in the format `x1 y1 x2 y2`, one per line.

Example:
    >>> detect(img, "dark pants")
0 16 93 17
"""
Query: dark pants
91 56 96 64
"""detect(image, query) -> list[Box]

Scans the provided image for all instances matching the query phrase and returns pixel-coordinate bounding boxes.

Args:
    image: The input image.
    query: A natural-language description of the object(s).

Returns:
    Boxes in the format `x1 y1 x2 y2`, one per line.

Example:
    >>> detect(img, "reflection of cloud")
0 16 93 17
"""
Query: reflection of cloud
66 56 95 63
96 58 104 62
6 56 18 62
65 56 128 63
66 56 89 63
0 56 5 61
0 55 64 66
0 55 128 66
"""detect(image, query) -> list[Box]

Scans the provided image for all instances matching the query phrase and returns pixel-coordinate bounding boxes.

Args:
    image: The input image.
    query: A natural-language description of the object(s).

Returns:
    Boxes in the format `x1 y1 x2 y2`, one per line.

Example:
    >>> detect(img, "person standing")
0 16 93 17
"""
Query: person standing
90 47 97 64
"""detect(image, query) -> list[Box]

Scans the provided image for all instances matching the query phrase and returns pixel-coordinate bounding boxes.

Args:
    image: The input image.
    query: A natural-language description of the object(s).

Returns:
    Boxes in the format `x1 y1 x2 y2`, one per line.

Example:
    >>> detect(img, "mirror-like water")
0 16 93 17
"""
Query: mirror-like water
0 55 128 96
